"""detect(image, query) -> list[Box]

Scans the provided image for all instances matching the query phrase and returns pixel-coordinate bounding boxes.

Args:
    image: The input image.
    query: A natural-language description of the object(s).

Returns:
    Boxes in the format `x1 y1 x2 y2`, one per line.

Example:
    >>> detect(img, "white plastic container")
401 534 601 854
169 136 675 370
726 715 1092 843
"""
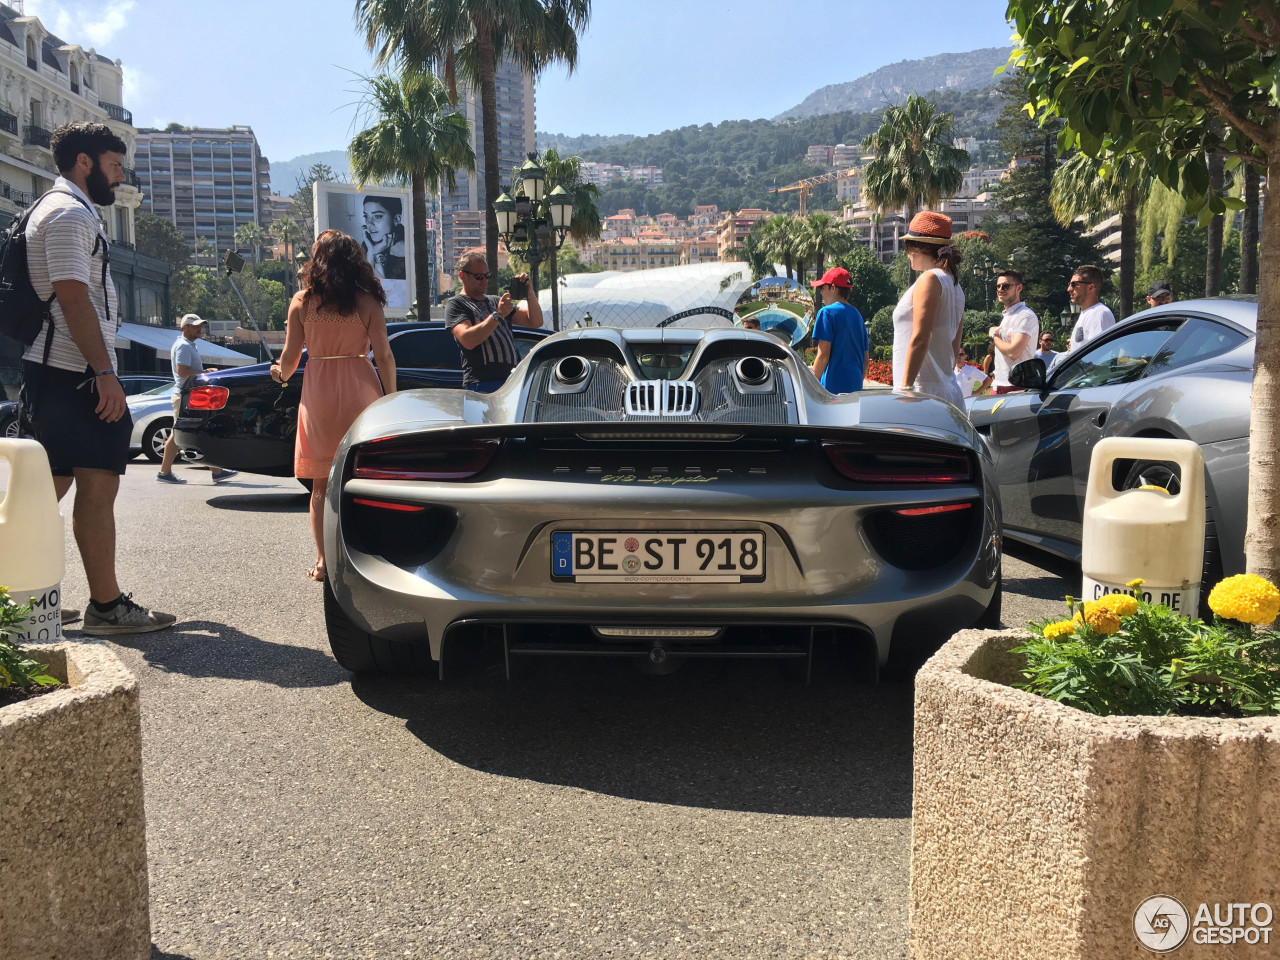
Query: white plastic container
1082 437 1205 617
0 438 64 641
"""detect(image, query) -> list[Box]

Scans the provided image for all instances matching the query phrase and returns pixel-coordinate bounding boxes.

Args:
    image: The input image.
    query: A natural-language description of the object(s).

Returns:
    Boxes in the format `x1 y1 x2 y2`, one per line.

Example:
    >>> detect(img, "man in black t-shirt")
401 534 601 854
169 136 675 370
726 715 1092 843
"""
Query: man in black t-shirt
445 252 544 391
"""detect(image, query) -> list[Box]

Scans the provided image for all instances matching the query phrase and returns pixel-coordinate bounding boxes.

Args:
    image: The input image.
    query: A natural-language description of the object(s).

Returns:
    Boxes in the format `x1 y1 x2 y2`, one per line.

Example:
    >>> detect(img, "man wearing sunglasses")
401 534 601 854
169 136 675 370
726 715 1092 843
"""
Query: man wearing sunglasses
986 268 1039 394
1067 264 1115 348
446 252 544 392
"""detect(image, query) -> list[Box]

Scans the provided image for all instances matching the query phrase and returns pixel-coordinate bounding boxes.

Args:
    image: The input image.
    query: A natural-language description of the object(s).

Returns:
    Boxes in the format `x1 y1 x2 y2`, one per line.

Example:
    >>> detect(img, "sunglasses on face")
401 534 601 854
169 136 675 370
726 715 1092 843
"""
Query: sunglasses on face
463 270 490 281
1067 280 1093 288
995 282 1017 291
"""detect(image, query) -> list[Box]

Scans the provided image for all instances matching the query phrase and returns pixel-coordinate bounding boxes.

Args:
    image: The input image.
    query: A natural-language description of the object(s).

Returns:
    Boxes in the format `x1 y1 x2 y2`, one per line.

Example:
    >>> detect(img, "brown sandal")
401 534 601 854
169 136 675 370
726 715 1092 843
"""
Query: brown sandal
306 561 326 582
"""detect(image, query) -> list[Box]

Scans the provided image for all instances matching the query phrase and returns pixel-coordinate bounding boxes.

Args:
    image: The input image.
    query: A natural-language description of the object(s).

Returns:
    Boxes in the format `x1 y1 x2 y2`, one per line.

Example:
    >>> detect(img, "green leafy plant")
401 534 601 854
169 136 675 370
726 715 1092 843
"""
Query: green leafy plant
0 587 61 692
1014 576 1280 718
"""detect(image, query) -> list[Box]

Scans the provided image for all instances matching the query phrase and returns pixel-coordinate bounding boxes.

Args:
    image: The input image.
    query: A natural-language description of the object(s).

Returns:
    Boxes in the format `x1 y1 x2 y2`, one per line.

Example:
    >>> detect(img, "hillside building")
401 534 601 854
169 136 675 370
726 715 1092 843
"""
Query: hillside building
717 207 770 259
806 145 833 166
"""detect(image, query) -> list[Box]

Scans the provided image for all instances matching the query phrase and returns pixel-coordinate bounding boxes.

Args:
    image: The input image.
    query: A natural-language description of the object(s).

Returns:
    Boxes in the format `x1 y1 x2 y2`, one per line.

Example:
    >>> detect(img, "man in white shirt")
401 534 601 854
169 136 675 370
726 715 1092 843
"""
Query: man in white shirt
1035 332 1059 368
954 347 991 397
987 268 1038 394
156 314 238 484
21 121 176 635
1067 264 1116 349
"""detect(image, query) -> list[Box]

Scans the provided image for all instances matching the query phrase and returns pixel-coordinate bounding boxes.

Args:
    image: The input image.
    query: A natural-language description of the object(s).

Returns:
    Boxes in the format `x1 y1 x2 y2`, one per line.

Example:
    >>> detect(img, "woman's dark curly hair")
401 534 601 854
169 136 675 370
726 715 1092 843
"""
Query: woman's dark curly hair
299 229 387 312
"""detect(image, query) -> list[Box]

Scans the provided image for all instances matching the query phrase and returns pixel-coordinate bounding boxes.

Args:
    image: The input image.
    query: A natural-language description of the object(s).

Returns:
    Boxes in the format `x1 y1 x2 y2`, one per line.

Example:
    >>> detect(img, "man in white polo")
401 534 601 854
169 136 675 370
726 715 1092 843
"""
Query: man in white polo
987 268 1038 394
156 313 238 484
1067 264 1116 349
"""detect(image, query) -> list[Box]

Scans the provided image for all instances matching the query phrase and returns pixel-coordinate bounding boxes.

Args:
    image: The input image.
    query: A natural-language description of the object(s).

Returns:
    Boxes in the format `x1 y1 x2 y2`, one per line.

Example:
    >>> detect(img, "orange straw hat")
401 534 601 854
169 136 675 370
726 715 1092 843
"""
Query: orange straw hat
902 211 953 245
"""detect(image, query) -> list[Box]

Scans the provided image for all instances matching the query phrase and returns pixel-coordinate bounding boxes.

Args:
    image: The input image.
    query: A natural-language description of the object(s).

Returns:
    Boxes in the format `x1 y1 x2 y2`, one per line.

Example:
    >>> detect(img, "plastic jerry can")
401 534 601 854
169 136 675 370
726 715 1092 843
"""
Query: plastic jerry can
0 438 64 641
1082 436 1205 617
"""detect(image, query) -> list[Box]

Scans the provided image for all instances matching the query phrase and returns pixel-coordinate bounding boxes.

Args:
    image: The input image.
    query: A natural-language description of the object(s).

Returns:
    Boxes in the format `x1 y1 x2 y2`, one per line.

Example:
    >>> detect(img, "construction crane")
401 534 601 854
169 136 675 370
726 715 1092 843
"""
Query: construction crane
768 168 859 217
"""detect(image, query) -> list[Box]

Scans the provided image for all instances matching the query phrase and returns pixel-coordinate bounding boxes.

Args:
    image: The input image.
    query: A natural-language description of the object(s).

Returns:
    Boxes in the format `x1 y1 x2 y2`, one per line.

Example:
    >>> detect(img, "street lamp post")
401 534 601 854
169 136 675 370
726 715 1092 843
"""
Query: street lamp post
972 256 997 310
493 154 574 330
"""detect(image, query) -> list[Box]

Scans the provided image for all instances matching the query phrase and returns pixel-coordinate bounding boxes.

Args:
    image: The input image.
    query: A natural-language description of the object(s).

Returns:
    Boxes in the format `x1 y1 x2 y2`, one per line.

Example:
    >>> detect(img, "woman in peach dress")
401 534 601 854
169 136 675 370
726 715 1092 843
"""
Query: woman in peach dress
271 229 397 581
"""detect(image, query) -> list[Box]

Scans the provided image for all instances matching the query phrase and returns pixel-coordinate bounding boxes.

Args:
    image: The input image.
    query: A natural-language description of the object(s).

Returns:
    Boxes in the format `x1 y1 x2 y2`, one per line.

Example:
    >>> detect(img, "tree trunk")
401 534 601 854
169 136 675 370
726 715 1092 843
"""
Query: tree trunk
1206 149 1225 297
477 21 501 297
1245 149 1280 582
411 169 431 321
1241 163 1260 295
1118 190 1137 319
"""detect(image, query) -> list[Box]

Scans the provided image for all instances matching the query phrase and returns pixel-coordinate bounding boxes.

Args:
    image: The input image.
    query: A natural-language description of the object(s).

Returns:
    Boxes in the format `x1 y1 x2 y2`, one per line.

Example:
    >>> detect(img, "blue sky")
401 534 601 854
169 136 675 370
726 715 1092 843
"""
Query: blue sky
26 0 1014 163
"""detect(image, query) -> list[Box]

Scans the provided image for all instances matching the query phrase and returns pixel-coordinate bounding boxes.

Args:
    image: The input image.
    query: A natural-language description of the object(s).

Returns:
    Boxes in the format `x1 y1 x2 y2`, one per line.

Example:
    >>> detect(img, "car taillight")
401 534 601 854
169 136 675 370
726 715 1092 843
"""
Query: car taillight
822 440 972 484
352 439 500 481
187 385 229 410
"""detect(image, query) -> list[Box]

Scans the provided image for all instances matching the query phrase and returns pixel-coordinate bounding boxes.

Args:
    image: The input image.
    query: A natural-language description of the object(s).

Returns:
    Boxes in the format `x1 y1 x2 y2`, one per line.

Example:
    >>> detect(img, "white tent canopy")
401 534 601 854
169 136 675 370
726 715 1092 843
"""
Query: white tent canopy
538 262 770 329
115 323 259 368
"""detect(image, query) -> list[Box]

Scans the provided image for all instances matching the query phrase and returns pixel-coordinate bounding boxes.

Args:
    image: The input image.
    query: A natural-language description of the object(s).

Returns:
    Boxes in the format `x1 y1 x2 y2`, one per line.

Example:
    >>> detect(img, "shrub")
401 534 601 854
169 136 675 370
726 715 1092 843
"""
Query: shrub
0 587 60 692
1014 576 1280 717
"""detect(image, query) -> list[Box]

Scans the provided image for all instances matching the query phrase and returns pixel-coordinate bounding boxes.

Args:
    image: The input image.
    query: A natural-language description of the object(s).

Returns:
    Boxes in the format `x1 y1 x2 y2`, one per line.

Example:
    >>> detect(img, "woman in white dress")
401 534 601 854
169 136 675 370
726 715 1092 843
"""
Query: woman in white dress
891 211 966 406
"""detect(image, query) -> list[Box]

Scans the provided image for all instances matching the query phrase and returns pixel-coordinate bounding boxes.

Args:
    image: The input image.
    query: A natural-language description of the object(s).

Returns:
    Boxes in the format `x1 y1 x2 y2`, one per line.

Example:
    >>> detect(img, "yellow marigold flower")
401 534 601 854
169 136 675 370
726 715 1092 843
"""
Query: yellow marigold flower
1042 620 1075 639
1081 601 1122 635
1097 593 1138 617
1207 574 1280 625
1126 578 1145 590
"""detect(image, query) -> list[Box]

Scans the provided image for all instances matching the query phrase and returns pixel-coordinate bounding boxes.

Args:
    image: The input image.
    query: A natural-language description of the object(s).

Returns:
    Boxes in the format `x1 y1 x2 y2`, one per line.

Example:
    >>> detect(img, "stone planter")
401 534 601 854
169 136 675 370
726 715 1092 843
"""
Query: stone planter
0 640 150 960
911 629 1280 960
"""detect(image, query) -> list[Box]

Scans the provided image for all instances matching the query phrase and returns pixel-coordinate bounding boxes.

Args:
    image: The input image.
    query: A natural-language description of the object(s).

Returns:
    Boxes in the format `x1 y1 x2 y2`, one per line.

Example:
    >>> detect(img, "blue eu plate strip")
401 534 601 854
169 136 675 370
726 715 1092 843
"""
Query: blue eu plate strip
551 532 573 576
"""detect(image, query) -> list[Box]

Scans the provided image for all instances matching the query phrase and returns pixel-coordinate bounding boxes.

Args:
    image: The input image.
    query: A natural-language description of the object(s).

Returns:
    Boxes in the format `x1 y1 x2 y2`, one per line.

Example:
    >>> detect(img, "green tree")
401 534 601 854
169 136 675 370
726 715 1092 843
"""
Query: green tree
755 215 801 281
234 222 270 265
169 267 207 318
798 212 853 278
194 236 216 265
828 244 896 321
511 148 602 329
861 94 970 220
868 304 895 353
269 216 308 294
1008 0 1279 578
356 0 591 295
1049 151 1151 318
349 67 475 320
291 162 336 224
135 211 191 270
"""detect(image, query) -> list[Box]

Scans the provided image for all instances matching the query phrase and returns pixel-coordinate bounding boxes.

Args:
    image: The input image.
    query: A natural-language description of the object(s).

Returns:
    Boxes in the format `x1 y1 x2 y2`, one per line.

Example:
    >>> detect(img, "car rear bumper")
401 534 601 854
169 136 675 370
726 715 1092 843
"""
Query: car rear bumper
174 417 294 476
324 475 1002 666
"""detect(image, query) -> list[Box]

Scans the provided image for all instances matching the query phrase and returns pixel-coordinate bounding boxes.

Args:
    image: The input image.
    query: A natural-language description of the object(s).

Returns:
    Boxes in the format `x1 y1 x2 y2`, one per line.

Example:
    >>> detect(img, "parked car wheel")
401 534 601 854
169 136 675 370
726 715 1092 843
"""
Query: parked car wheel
1120 459 1223 618
324 580 434 676
142 418 172 463
2 414 20 439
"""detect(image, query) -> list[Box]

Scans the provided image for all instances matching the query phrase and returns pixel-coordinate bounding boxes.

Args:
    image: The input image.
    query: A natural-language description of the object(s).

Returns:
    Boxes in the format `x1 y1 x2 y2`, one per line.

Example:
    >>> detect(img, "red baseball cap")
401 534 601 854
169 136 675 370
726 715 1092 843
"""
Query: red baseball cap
810 267 852 289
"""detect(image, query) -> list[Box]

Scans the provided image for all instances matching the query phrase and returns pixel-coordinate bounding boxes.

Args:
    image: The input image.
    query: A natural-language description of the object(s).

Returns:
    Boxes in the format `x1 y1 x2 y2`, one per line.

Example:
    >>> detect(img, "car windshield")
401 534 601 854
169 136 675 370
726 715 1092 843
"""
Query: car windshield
633 344 697 380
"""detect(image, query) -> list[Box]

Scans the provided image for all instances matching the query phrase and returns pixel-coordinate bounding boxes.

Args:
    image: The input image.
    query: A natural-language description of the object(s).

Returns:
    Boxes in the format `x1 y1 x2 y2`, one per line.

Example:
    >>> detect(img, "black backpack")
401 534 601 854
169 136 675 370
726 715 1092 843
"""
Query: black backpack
0 189 87 347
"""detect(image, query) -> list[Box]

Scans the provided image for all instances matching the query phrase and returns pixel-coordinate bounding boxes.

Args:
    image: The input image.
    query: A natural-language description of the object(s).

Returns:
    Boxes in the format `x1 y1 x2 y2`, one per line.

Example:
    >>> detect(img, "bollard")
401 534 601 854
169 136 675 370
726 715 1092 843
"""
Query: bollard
0 438 64 640
1082 436 1205 616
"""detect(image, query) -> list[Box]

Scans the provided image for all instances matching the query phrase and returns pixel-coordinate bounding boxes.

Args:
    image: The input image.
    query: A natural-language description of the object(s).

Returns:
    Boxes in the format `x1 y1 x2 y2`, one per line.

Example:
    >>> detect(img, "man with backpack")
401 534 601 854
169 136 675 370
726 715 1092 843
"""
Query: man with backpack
18 121 175 635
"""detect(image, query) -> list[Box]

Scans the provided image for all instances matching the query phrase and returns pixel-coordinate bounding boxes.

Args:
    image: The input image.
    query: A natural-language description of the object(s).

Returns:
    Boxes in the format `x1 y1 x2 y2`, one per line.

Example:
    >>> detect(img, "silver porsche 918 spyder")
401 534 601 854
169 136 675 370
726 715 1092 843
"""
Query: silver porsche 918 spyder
322 325 1002 681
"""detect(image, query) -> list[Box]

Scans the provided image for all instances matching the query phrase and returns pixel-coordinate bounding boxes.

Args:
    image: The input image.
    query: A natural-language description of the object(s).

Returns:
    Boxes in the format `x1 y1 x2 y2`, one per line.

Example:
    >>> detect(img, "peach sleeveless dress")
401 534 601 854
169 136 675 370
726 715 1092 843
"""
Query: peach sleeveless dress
294 295 384 479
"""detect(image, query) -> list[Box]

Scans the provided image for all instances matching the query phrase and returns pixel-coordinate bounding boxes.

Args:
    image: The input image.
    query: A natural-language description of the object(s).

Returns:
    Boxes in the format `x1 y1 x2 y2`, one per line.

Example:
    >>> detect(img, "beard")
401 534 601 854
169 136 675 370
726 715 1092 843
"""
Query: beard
86 162 117 206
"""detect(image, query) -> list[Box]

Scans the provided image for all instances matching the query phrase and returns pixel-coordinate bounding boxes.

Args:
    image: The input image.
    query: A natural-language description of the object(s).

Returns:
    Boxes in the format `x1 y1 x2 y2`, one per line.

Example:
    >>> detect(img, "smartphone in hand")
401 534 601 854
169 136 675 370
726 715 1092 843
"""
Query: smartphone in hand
508 277 528 300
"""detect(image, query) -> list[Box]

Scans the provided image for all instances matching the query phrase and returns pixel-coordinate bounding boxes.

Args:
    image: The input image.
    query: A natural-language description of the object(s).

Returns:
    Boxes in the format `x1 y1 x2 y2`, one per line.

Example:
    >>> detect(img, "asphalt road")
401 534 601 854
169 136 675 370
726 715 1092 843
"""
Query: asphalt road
14 461 1075 959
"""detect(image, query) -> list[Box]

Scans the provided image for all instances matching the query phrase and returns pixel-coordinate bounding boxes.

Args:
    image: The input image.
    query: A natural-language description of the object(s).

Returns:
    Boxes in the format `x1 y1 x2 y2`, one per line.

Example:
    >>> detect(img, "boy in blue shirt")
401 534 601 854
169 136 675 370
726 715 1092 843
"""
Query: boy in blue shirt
809 267 868 393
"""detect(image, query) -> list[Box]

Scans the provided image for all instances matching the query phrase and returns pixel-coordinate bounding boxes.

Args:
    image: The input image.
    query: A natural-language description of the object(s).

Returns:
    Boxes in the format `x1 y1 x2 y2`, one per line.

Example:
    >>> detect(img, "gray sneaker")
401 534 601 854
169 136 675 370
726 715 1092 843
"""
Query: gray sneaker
81 594 177 636
156 471 187 484
60 606 81 625
211 469 239 484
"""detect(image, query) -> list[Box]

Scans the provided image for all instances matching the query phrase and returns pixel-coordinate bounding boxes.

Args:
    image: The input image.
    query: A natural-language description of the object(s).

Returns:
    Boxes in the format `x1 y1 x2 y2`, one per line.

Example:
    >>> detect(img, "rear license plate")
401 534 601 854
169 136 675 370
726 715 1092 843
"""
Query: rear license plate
551 531 765 583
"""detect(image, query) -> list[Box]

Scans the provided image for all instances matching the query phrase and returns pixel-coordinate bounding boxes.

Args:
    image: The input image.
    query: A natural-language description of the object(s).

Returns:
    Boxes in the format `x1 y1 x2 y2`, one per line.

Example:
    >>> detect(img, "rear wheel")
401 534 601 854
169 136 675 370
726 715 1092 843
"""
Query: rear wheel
323 579 434 676
1120 460 1222 618
142 418 172 463
1 413 20 439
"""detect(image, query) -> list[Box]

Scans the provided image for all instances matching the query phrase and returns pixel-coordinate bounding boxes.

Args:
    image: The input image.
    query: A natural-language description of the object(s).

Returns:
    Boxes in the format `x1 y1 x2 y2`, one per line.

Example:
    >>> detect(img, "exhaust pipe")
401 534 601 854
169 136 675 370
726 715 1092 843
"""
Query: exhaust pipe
735 356 770 387
554 355 589 385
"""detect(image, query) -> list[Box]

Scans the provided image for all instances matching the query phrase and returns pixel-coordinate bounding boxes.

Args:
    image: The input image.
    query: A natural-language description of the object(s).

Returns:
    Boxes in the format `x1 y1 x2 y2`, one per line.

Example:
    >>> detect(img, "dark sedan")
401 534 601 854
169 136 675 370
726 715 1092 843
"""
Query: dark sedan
172 321 548 478
967 297 1255 591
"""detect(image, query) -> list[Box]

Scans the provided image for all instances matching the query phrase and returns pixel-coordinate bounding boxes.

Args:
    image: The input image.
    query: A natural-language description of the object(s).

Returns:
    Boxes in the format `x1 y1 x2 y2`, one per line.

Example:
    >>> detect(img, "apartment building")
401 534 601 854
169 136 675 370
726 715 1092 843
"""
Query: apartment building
581 161 665 188
0 3 173 385
435 57 535 274
831 143 862 167
679 234 719 265
806 145 833 166
717 207 770 259
597 236 681 272
836 168 864 204
133 125 271 263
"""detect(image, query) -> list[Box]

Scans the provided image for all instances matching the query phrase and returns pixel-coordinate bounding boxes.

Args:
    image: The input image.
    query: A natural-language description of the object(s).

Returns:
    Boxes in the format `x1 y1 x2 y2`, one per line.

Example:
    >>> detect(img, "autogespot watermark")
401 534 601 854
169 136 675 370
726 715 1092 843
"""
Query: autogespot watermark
1134 896 1274 952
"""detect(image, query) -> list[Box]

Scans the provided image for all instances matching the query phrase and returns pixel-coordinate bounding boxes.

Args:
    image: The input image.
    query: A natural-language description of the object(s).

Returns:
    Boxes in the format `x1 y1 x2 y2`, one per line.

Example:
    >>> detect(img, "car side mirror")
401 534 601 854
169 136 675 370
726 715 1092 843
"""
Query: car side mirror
1010 357 1047 391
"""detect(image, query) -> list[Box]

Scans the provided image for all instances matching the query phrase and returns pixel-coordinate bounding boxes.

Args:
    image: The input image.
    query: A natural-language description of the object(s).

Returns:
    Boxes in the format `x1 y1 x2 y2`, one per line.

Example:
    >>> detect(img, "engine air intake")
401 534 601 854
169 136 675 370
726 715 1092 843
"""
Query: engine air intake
625 380 699 417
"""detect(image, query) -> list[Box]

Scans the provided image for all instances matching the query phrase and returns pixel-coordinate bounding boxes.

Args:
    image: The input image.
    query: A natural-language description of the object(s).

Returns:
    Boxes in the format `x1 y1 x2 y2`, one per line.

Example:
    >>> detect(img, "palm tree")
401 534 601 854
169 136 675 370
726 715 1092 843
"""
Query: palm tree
356 0 591 296
349 67 476 320
234 222 269 265
756 215 799 281
195 236 216 265
862 94 969 220
738 226 776 283
799 212 853 278
270 216 307 293
1050 150 1151 318
511 148 600 329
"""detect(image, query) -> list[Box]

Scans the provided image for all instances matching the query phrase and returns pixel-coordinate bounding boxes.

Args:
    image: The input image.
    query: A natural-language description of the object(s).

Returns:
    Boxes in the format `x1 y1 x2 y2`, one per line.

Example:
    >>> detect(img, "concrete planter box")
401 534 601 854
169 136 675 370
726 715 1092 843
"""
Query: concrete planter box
0 640 149 960
911 629 1280 960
